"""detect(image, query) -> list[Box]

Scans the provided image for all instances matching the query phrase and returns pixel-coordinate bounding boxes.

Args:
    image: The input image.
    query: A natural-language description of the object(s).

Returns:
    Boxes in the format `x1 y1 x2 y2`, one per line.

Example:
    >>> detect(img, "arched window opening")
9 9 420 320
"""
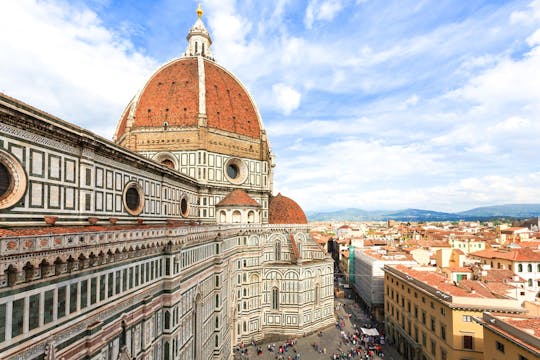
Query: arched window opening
220 210 226 223
518 264 523 272
232 210 241 223
275 241 281 261
162 159 174 169
272 287 279 310
315 283 320 305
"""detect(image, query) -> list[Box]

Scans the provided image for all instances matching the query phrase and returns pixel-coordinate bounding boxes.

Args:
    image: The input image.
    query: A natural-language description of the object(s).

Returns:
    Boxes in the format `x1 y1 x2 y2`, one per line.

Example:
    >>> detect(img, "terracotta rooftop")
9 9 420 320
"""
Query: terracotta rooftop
215 189 260 207
479 313 540 354
502 316 540 338
268 193 307 225
520 240 540 248
447 266 472 273
470 247 540 261
391 265 507 298
458 279 511 299
0 222 197 238
482 269 525 283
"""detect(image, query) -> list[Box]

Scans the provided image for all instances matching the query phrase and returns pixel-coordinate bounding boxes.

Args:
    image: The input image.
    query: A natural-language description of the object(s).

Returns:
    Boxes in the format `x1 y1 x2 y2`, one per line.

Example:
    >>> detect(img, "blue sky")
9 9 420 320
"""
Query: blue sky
2 0 540 213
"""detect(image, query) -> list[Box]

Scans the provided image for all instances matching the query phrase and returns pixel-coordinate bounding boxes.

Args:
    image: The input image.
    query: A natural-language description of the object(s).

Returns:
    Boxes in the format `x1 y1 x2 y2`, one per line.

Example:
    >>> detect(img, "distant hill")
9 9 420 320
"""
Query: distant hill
457 204 540 218
307 204 540 222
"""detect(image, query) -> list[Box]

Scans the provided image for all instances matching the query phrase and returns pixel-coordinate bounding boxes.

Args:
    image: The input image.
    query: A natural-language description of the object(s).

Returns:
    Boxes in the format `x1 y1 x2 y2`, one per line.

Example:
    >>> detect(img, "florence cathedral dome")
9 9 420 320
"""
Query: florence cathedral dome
113 8 269 164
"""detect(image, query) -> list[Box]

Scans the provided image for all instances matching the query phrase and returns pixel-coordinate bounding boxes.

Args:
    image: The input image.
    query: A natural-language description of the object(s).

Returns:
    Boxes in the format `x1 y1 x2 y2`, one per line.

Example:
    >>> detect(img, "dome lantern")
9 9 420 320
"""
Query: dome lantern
185 5 214 60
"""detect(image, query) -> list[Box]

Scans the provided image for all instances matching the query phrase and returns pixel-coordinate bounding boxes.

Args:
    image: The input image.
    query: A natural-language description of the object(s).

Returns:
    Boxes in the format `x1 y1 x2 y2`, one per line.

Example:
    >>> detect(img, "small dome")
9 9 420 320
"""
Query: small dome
216 189 260 207
268 193 307 224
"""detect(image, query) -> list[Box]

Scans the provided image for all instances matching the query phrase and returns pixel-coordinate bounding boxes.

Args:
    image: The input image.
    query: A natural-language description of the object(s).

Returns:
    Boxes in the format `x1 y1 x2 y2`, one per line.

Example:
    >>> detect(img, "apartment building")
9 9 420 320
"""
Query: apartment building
475 312 539 360
383 264 524 360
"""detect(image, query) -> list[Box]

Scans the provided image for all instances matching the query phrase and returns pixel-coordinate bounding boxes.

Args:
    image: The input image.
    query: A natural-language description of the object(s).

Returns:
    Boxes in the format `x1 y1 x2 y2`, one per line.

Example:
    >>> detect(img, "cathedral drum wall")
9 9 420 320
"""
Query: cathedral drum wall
0 97 199 228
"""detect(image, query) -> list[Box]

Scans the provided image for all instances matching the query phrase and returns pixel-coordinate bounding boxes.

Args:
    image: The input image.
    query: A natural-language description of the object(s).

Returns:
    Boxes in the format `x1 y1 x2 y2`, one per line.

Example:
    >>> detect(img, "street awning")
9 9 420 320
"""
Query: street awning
360 328 379 336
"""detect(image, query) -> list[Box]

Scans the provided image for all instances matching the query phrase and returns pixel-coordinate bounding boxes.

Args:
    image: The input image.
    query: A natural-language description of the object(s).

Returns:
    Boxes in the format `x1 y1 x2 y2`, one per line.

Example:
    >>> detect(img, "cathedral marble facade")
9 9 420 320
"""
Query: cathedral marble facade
0 7 334 360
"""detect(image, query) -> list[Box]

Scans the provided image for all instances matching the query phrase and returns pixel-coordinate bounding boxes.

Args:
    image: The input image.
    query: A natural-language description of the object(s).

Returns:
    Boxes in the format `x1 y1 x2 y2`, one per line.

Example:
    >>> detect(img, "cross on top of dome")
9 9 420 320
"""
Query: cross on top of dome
184 5 214 60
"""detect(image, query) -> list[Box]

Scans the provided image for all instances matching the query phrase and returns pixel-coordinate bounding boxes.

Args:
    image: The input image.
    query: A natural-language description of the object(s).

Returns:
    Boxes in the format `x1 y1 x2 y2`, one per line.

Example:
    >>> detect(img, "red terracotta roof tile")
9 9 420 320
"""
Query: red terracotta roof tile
115 58 261 140
391 265 505 298
268 193 307 225
215 189 260 207
471 248 540 261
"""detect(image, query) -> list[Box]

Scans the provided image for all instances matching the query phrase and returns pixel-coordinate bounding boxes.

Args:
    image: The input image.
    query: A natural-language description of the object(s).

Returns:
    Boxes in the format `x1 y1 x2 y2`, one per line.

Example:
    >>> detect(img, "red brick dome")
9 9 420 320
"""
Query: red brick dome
114 57 262 141
268 193 308 224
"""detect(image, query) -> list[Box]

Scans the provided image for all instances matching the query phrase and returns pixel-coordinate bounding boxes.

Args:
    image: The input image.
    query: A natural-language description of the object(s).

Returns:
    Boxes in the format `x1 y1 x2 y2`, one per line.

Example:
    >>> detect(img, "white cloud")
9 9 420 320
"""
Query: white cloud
289 172 540 213
0 0 156 138
510 0 540 25
272 84 301 115
400 95 419 109
527 28 540 46
304 0 345 29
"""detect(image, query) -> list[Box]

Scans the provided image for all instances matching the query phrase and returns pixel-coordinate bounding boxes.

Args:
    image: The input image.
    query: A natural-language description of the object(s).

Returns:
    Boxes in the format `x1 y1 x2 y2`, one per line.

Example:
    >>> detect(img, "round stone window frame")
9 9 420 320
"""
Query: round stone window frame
122 181 145 216
224 158 248 185
180 194 189 218
0 150 27 210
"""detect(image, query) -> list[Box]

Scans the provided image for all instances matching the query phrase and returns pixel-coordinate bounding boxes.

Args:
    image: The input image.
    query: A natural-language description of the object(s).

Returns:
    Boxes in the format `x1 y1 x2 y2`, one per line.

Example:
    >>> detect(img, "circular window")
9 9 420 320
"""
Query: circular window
0 163 11 198
180 196 189 217
0 150 27 210
227 163 239 179
125 188 140 211
224 158 247 185
122 181 144 216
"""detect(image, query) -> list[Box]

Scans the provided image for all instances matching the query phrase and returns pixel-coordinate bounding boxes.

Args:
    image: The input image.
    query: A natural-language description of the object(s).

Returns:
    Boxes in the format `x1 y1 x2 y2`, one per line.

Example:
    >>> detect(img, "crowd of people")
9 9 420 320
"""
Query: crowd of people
233 338 302 359
232 301 388 360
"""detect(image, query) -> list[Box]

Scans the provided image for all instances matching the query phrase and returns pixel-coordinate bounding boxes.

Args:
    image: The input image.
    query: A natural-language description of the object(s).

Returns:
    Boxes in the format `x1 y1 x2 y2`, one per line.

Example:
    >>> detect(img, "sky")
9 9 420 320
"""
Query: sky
1 0 540 213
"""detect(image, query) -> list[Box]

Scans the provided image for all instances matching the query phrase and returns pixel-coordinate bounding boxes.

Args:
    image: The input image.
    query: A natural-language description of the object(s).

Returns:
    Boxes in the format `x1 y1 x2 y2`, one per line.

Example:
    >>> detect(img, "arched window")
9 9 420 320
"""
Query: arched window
538 264 540 272
232 210 241 223
315 283 320 305
275 241 281 261
219 211 226 223
518 264 523 272
272 287 279 310
247 211 255 223
164 311 171 329
528 279 533 287
162 159 174 169
527 264 532 272
195 41 198 54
